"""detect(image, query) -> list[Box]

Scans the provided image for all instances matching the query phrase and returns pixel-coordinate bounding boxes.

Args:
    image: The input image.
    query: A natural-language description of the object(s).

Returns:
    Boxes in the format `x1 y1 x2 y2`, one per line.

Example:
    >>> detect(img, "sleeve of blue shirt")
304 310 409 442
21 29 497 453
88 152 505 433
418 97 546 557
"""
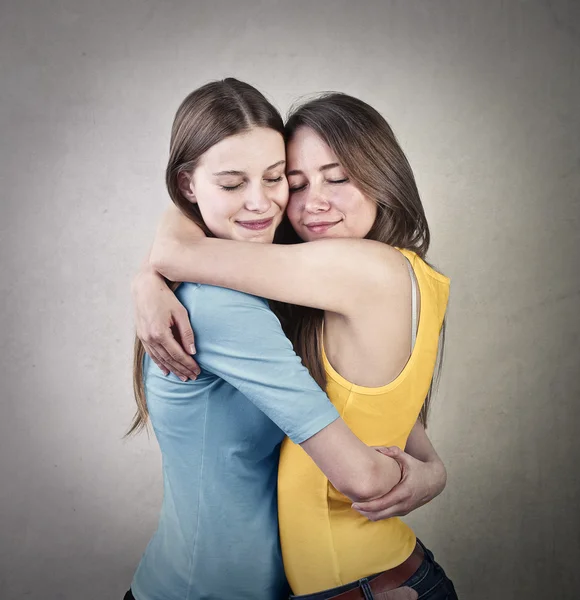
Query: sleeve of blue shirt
175 283 340 444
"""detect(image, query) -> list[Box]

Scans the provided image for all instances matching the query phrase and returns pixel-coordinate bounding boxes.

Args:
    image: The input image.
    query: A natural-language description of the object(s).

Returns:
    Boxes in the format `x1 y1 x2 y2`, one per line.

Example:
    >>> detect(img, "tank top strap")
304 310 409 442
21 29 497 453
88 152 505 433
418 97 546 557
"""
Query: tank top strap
402 255 419 351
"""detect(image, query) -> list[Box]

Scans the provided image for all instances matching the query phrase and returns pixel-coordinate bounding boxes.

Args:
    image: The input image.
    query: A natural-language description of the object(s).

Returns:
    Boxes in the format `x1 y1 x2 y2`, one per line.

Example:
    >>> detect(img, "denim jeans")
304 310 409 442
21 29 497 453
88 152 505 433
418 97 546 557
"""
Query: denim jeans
289 540 458 600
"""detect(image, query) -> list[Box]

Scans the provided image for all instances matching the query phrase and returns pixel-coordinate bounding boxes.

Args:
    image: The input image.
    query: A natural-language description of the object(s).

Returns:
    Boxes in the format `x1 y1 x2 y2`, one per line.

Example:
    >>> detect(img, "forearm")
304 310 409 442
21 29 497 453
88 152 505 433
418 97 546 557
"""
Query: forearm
405 421 441 462
148 205 224 283
301 419 402 503
133 247 162 298
147 206 205 279
405 420 447 492
156 204 206 245
148 203 406 314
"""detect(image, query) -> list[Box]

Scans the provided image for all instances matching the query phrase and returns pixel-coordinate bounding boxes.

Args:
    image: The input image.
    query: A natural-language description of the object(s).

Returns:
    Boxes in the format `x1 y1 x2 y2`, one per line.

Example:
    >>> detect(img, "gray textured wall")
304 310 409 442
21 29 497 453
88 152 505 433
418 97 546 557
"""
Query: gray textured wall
1 1 579 599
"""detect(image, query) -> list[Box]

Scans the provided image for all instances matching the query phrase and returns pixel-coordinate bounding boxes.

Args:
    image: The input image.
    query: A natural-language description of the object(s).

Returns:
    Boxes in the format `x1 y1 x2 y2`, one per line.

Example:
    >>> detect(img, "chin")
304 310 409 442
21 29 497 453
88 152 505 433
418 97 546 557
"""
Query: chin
245 231 275 244
301 229 329 242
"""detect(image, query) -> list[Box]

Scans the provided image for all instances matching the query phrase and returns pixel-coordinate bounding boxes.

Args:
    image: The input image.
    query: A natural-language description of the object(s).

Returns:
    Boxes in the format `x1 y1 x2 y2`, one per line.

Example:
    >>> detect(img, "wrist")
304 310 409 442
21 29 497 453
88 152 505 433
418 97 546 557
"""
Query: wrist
132 264 164 296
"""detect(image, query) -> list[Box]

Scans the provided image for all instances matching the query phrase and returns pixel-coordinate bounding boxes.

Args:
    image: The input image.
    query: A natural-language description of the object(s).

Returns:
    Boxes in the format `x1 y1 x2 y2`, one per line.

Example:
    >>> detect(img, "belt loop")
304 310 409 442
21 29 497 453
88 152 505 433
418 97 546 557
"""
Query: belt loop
416 538 434 563
359 577 374 600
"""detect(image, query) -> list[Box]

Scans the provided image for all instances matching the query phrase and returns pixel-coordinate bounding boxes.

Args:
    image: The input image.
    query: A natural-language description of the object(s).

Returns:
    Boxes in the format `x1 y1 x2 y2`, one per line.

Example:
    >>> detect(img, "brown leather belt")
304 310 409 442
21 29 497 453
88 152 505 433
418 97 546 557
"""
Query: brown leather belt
323 542 424 600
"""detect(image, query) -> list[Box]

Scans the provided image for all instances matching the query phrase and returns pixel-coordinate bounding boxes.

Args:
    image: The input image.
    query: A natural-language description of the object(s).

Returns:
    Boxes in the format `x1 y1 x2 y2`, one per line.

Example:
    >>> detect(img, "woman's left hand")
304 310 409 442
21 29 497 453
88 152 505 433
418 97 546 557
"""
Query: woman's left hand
132 266 200 381
351 446 447 521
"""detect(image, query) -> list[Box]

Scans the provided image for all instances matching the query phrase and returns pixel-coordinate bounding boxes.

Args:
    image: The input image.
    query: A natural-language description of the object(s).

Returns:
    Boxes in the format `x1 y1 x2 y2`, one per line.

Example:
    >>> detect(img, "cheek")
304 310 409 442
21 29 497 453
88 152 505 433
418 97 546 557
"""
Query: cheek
364 199 378 229
272 180 290 211
342 193 377 235
352 204 377 237
198 193 235 226
285 195 301 226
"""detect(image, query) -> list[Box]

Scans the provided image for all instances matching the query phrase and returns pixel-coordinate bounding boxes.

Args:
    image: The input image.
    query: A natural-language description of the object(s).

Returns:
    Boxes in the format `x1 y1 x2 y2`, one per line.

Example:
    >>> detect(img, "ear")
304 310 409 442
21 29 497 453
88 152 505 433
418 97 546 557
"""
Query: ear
177 171 197 204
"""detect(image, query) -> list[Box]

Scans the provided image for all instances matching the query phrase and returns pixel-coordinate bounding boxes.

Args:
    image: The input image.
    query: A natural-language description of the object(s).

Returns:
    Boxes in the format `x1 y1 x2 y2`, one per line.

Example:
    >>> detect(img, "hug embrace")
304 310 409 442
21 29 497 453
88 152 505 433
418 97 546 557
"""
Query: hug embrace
125 78 458 600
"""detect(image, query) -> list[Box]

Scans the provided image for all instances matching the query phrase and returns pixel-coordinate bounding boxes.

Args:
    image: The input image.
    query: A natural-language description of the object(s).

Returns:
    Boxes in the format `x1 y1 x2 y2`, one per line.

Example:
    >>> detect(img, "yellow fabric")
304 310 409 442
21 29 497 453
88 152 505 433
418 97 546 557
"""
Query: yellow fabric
277 249 450 595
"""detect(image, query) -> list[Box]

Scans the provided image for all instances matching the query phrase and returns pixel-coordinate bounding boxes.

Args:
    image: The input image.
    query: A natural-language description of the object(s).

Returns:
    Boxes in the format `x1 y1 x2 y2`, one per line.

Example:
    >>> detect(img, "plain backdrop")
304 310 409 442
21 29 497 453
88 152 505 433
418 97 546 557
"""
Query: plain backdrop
1 1 579 599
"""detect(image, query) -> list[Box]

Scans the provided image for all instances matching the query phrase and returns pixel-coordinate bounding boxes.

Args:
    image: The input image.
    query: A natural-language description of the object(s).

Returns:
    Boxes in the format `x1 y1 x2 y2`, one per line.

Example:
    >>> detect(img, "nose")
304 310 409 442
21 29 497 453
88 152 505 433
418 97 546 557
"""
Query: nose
244 183 271 213
304 186 331 213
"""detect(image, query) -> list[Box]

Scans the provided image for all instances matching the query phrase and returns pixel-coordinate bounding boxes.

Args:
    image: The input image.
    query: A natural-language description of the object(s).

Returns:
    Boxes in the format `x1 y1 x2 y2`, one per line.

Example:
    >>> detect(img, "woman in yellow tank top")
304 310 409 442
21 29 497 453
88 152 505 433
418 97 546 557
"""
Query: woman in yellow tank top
133 92 457 599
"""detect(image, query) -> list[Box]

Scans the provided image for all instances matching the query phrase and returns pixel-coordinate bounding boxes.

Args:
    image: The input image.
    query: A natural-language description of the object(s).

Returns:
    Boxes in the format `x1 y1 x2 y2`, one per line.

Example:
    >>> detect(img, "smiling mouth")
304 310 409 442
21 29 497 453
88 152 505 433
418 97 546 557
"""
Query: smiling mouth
304 220 342 233
236 217 274 231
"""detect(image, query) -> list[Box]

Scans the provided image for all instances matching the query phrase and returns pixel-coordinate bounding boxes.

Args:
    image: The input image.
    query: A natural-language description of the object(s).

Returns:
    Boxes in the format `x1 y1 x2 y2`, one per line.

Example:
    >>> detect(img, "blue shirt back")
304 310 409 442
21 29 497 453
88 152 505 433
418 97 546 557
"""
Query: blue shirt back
131 284 339 600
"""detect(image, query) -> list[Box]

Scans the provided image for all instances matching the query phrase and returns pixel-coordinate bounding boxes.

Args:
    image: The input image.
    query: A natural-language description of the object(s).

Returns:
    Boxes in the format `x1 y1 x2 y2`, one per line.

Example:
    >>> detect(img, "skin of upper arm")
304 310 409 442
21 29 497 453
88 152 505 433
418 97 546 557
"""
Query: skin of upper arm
150 208 410 316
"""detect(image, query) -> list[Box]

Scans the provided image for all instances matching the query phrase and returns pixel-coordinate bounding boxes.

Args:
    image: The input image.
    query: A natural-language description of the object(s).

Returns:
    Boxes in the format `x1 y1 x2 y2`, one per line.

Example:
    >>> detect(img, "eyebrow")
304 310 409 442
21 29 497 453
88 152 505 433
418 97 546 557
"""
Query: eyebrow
212 170 245 176
286 162 340 176
212 160 286 177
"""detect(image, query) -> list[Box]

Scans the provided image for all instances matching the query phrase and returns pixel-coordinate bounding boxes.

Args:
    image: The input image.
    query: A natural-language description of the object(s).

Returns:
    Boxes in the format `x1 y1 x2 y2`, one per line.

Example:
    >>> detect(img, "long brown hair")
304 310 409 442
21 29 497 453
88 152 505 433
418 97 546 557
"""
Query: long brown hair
127 78 285 436
274 93 444 426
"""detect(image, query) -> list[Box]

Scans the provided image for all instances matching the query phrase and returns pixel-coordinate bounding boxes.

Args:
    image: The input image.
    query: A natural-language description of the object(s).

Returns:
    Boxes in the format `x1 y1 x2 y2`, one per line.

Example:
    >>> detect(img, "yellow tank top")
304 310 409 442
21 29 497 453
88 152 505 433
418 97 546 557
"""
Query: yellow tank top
277 249 450 595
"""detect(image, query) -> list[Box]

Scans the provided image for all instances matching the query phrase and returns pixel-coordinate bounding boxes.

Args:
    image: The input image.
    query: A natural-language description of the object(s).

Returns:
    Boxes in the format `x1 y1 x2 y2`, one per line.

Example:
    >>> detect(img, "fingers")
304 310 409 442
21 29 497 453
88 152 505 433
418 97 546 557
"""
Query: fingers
144 344 170 376
142 326 200 380
163 335 201 379
352 486 410 514
354 489 412 520
145 343 190 381
174 308 196 356
374 446 402 458
355 506 403 521
375 446 413 479
154 342 198 381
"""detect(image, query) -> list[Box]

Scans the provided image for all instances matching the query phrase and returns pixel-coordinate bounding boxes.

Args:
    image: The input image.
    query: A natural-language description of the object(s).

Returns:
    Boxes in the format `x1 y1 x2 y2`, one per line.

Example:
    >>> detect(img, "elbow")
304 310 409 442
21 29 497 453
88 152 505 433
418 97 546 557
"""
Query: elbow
337 484 376 504
338 476 384 504
336 459 400 503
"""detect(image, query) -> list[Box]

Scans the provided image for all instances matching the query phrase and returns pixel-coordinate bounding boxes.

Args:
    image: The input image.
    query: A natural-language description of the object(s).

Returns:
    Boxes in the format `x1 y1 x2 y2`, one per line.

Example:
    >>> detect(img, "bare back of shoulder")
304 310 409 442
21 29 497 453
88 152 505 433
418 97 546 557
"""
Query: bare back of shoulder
323 245 420 388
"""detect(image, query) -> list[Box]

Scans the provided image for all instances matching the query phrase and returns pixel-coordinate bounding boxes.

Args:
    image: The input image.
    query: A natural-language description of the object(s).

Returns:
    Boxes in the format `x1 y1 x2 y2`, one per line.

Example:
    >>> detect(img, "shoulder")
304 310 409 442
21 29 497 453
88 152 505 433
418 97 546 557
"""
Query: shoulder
310 238 411 283
398 250 450 289
344 240 418 291
397 250 450 319
295 239 417 315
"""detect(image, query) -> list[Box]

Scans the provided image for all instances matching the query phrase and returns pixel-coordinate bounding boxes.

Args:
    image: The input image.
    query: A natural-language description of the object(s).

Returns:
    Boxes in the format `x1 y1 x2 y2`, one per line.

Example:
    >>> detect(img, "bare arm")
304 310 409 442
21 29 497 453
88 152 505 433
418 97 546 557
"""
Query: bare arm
149 205 409 314
404 420 446 468
162 282 401 504
351 420 447 519
301 419 401 503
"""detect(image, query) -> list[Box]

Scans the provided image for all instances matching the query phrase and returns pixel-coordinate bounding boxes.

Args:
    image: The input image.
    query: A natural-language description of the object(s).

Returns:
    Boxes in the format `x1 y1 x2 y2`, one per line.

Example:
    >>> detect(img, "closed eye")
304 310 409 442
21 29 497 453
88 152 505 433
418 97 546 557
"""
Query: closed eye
327 178 348 184
221 183 243 191
264 176 284 184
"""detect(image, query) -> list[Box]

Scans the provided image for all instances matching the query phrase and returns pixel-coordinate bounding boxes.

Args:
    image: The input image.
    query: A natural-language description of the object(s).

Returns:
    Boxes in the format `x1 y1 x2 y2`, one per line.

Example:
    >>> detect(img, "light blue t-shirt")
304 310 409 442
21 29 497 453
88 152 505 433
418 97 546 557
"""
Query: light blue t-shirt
131 283 339 600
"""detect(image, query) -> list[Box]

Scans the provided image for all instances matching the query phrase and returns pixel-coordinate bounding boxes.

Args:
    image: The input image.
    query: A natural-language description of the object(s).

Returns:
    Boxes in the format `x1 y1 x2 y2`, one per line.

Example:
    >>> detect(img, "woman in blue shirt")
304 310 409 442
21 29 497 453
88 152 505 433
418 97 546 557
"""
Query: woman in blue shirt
125 79 412 600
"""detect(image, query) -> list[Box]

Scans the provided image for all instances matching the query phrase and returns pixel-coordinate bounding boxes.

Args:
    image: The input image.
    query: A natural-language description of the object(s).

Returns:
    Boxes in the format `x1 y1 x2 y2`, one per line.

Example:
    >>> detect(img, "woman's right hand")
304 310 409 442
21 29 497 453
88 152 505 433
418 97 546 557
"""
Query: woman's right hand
132 266 200 381
351 445 446 521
